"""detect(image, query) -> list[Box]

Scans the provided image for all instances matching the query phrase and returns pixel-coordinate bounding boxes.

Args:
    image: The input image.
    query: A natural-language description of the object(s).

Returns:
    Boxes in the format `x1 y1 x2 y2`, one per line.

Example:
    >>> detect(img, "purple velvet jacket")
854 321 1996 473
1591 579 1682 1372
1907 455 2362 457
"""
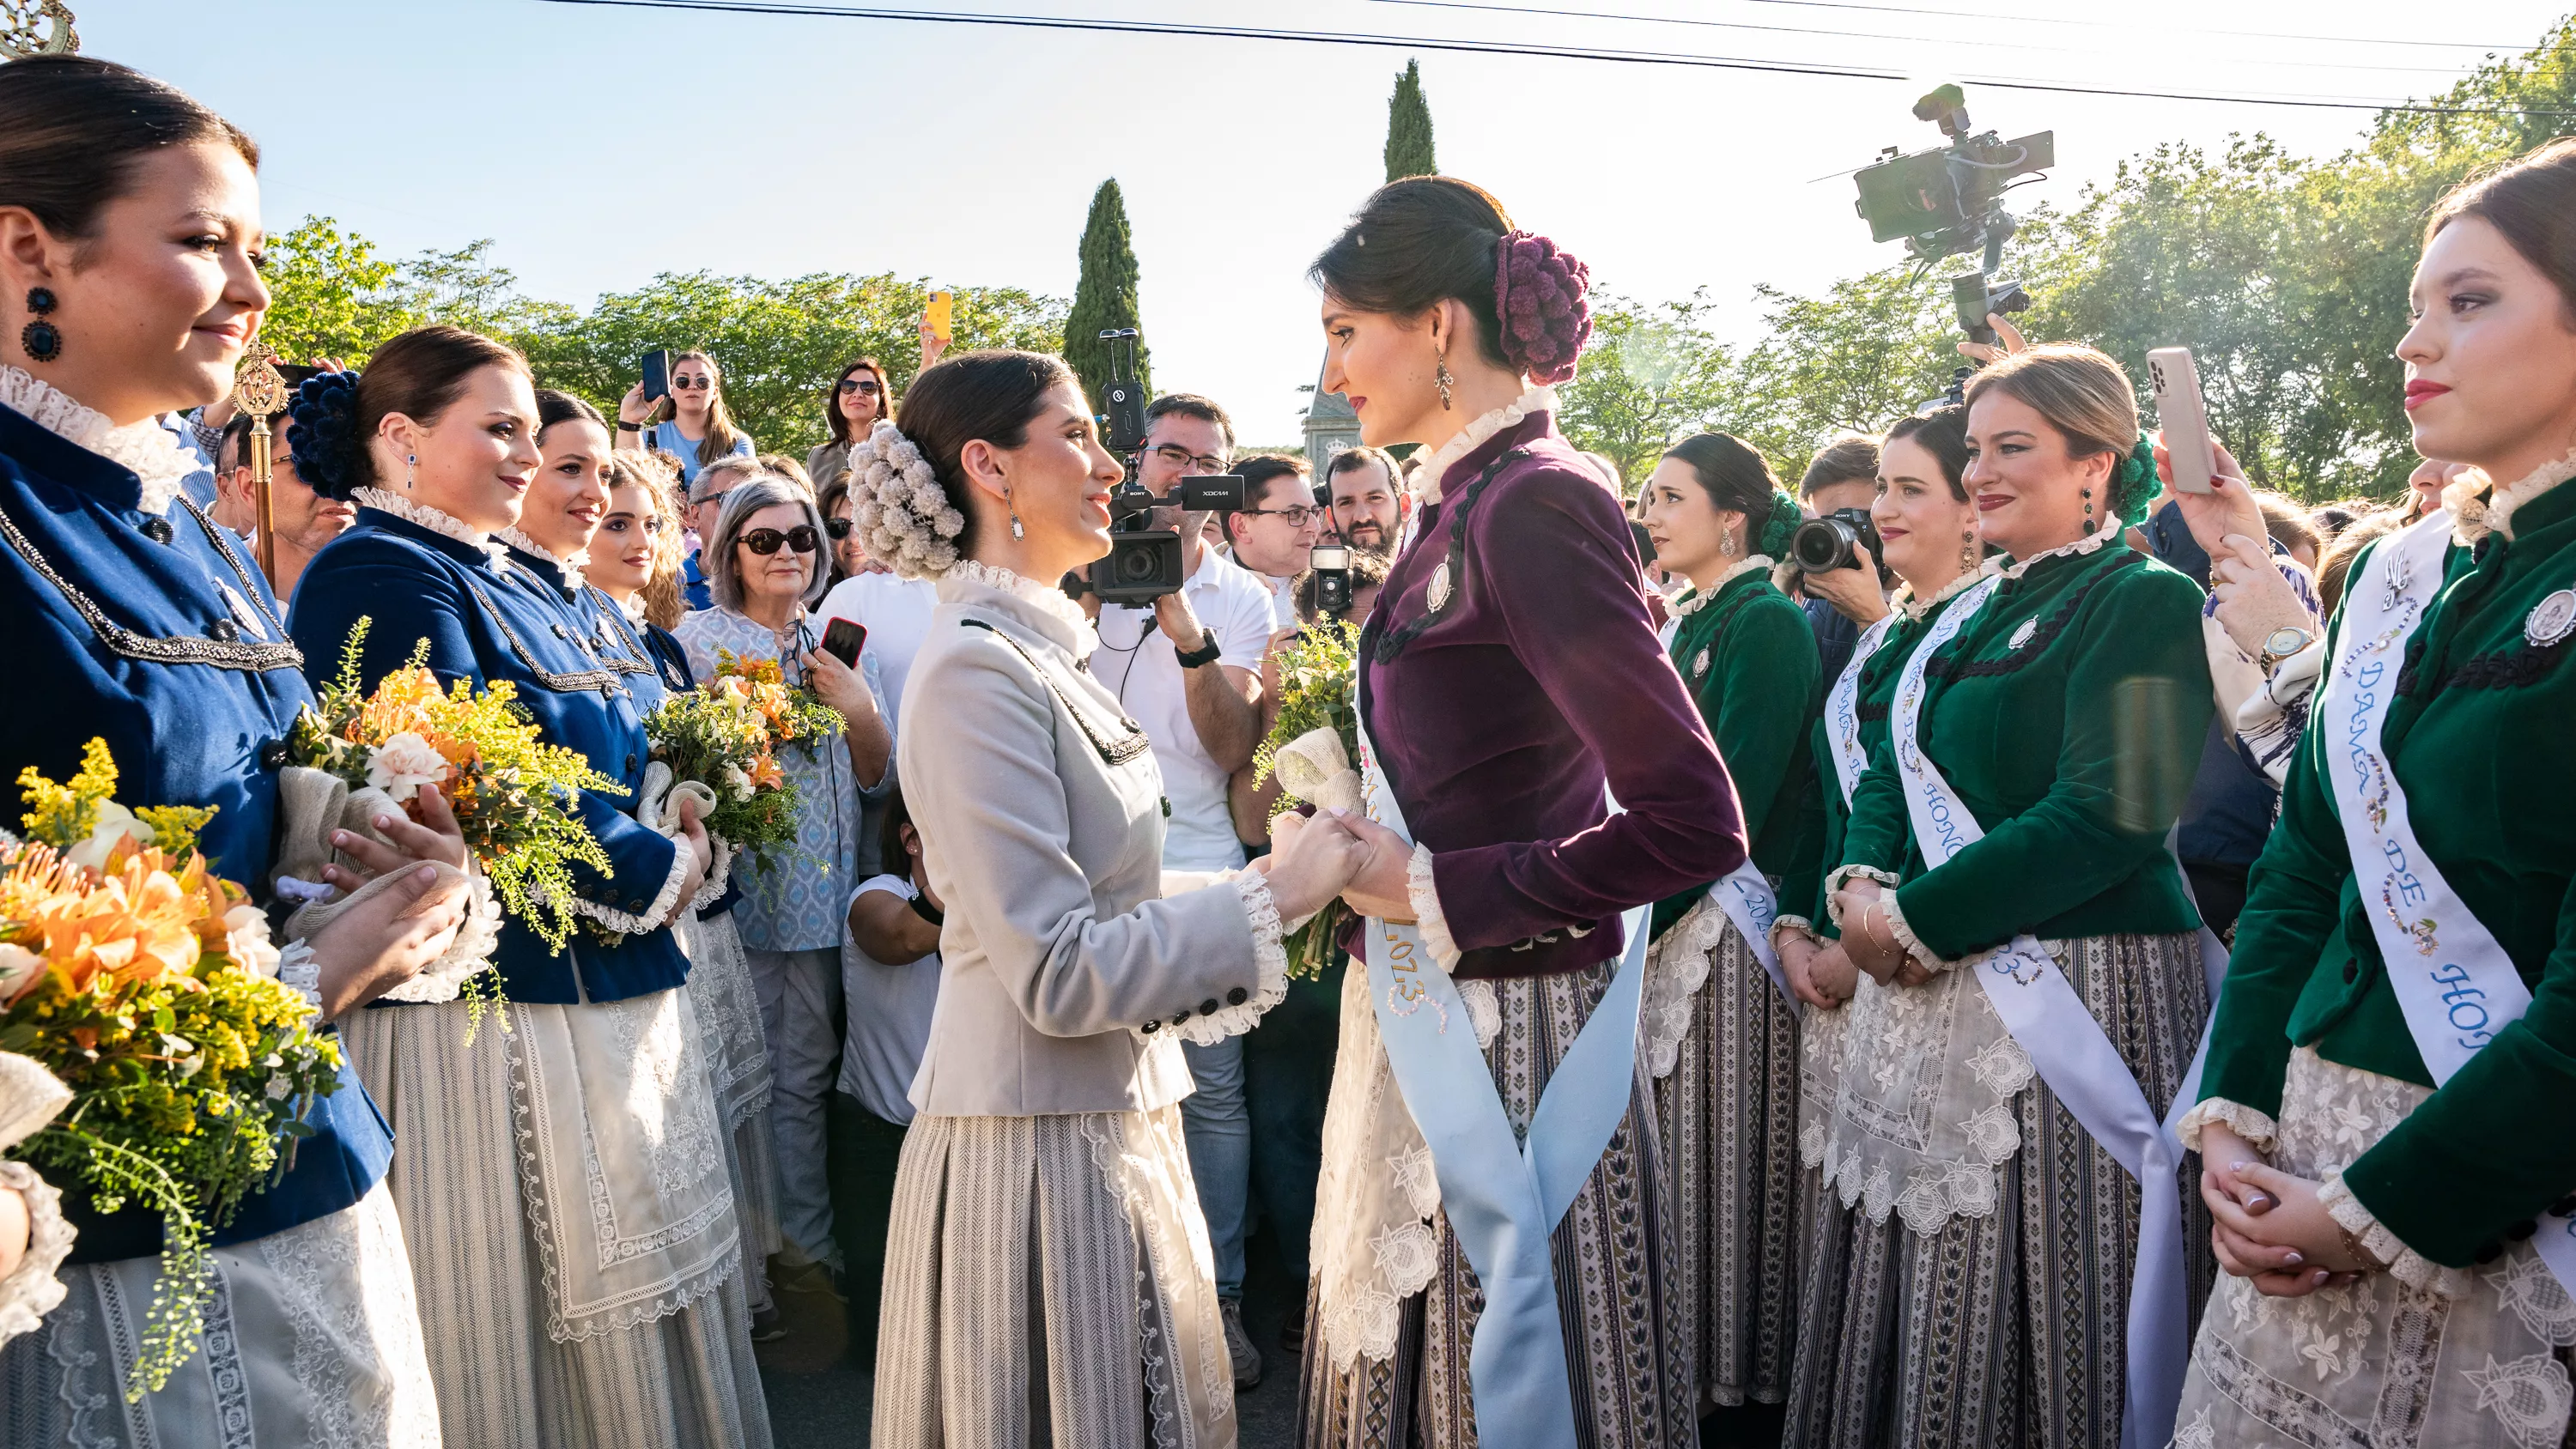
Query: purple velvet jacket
1355 408 1747 979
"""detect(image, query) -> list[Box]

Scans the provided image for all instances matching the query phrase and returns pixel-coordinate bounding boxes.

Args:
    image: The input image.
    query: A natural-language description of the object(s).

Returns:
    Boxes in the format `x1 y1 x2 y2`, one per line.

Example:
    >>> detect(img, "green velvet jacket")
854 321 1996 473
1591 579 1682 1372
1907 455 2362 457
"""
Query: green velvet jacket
1651 567 1823 939
2200 477 2576 1270
1839 540 2211 960
1803 591 1961 939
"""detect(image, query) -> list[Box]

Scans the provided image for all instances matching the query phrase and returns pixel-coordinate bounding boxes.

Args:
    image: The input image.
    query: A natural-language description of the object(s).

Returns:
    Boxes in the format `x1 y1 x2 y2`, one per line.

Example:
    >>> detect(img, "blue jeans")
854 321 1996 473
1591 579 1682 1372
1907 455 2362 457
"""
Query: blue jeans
1243 961 1342 1284
1178 1036 1249 1299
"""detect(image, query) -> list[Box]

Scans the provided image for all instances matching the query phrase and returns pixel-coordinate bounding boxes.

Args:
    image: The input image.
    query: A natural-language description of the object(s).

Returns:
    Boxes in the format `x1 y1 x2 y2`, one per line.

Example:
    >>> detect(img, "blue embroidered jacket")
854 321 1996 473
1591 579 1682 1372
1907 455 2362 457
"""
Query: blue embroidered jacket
287 511 690 1003
0 402 392 1263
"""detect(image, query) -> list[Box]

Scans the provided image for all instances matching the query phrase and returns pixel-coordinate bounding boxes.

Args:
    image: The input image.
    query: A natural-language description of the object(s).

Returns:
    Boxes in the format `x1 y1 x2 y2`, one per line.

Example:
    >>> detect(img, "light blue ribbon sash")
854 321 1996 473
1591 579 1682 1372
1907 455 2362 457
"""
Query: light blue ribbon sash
1355 718 1651 1449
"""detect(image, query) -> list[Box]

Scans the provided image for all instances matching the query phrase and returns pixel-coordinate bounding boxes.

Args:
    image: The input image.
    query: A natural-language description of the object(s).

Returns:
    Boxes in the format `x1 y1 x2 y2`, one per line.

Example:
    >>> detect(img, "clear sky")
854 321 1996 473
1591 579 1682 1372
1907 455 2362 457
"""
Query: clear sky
83 0 2575 445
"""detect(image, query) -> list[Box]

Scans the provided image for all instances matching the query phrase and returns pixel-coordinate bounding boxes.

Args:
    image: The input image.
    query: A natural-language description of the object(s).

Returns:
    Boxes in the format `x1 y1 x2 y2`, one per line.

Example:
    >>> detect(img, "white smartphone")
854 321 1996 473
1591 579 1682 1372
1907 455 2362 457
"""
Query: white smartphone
2146 346 2217 495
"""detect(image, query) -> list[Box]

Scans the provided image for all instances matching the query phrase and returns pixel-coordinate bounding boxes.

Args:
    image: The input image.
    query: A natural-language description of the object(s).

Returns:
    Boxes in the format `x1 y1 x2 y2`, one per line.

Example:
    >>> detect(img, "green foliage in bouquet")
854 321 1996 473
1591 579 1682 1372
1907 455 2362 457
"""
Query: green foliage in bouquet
1252 620 1362 979
647 649 844 870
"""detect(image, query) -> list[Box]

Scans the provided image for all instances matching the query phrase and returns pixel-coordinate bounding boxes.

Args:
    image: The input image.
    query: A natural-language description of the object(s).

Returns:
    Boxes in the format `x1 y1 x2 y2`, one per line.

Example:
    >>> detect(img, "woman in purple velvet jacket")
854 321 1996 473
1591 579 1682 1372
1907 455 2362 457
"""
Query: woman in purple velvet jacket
1296 178 1747 1449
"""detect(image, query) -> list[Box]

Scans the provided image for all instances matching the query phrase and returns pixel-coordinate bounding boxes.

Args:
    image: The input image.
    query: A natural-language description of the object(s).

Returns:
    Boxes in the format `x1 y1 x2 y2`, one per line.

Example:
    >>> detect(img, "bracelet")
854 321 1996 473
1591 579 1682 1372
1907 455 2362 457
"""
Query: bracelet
1861 900 1894 952
2337 1222 2389 1272
617 421 644 433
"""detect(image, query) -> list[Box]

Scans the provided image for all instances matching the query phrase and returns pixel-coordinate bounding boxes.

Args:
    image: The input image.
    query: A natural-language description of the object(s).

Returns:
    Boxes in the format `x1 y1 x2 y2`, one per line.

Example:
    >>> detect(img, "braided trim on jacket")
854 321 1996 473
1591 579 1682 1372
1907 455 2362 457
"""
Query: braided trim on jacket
2405 633 2568 694
1925 549 2143 682
1370 447 1528 665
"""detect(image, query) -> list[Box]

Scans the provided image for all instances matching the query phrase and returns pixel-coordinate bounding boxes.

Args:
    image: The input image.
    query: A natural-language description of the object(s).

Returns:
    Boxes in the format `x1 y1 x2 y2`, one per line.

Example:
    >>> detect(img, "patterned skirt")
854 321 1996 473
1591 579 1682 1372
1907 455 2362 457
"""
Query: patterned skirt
678 907 784 1276
1297 955 1699 1449
1784 931 2213 1449
1646 898 1801 1410
0 1184 440 1449
872 1106 1236 1449
2174 1046 2576 1449
343 997 770 1449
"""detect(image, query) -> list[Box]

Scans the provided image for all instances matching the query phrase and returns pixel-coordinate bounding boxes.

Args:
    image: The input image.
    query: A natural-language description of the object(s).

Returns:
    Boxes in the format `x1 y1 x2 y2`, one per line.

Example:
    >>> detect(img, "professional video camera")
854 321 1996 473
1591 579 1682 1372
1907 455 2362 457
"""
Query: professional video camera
1852 83 2050 347
1062 328 1246 607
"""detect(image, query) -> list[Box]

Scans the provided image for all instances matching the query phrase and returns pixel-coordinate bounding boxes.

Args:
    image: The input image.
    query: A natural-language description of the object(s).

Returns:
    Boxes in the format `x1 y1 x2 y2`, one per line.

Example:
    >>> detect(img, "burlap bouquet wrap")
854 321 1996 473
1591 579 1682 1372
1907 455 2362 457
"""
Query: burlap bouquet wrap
1270 727 1363 815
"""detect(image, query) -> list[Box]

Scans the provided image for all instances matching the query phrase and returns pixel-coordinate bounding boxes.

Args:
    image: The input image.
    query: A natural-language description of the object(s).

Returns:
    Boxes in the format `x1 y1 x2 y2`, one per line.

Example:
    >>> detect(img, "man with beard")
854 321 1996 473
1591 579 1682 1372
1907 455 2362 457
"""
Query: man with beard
212 409 355 602
1322 445 1406 556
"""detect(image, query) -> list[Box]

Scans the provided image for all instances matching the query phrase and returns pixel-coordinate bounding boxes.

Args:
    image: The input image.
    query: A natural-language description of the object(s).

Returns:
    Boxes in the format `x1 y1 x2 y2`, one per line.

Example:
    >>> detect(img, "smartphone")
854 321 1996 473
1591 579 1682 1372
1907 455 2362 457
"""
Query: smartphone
2146 346 2217 495
640 349 673 409
275 363 321 390
927 290 954 343
820 617 867 670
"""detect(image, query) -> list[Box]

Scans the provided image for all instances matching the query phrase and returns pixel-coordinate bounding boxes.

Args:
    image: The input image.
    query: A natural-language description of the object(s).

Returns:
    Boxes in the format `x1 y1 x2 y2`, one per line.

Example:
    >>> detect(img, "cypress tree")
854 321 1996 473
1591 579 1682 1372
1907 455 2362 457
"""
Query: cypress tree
1384 60 1437 182
1063 178 1148 416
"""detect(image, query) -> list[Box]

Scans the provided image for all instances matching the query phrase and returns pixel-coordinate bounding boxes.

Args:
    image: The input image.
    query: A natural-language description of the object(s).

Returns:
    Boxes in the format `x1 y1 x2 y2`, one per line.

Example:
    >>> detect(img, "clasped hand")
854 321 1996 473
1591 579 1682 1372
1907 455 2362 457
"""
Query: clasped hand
1830 878 1934 988
2197 1121 2373 1295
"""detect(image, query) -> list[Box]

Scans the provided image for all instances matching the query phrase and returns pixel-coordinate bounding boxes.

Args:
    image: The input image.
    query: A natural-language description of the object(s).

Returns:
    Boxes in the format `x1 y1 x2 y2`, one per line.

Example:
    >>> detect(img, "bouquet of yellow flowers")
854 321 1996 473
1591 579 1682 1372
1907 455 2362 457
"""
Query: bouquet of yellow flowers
644 649 842 870
1252 620 1364 980
285 619 620 957
1 742 347 1398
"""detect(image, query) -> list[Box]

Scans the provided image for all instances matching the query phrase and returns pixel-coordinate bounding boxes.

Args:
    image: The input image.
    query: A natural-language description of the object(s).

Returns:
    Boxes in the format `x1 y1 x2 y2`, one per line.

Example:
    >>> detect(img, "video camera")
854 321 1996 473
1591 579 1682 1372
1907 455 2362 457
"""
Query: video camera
1853 84 2050 346
1062 329 1246 607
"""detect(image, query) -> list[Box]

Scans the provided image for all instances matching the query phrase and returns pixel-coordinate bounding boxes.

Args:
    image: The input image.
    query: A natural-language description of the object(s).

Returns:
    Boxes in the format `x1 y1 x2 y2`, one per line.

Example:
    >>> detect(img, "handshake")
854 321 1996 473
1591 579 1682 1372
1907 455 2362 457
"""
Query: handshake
1255 805 1415 931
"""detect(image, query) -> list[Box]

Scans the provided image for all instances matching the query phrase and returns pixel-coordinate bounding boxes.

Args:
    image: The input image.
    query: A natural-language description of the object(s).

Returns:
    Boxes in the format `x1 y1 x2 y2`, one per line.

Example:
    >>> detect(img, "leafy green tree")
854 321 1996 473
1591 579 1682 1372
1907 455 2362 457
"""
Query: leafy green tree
1734 267 1962 472
1062 179 1148 417
1385 60 1437 182
256 217 418 366
1556 290 1742 486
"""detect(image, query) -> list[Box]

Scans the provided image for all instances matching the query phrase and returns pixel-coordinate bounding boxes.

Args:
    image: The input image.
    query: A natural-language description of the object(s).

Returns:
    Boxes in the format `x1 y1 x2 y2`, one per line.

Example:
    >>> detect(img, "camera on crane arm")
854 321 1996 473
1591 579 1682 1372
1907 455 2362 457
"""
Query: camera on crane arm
1851 83 2050 349
1061 328 1246 607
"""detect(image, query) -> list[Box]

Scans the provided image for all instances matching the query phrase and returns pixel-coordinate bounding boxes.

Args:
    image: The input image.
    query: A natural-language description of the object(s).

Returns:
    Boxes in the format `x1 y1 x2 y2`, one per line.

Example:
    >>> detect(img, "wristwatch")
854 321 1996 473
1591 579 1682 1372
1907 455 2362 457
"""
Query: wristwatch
616 420 644 433
1175 628 1224 670
2257 624 2315 676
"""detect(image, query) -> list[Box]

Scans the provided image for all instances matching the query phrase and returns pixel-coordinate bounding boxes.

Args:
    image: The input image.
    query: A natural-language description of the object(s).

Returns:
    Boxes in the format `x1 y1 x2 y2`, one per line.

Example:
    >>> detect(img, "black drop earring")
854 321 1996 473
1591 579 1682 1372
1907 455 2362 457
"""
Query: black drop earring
21 288 60 364
2081 485 2093 528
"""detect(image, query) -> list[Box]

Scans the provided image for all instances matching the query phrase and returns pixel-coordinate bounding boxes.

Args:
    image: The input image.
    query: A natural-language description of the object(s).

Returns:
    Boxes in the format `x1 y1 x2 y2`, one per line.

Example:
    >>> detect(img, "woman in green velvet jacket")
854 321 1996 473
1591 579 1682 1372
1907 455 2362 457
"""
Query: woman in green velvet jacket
1771 404 1993 1446
1636 432 1821 1416
2172 138 2576 1449
1808 346 2215 1449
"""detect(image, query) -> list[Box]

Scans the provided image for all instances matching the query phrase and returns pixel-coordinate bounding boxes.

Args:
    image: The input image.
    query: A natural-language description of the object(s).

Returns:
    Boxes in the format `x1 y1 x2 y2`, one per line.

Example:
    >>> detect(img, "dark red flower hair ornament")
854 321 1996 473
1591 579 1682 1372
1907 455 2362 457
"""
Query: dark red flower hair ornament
1491 230 1593 385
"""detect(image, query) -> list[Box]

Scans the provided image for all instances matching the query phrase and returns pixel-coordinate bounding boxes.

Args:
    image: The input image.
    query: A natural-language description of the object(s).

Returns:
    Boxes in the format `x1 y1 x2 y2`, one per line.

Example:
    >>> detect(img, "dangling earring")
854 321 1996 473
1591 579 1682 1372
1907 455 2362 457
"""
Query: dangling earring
1722 520 1739 557
405 454 417 492
1961 528 1979 574
21 288 60 364
1007 488 1024 541
1435 353 1455 412
2081 484 2093 529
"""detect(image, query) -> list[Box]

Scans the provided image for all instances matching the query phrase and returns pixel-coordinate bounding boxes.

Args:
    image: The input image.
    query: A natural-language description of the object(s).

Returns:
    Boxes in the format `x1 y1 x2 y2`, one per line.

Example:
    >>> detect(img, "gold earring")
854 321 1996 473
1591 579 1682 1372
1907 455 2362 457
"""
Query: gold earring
1007 488 1024 541
1961 529 1978 573
1435 355 1455 411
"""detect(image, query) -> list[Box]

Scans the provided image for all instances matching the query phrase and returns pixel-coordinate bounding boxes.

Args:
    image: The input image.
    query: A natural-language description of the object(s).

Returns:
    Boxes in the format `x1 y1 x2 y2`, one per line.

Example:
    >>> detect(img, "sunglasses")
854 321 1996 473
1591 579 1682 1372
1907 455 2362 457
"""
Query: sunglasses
823 516 854 539
838 378 883 396
671 375 713 391
738 525 819 555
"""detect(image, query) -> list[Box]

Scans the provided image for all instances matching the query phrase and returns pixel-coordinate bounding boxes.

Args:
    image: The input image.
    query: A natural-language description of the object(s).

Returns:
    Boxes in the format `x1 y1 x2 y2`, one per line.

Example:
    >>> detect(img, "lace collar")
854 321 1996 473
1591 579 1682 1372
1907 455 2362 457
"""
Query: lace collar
353 486 513 567
1414 384 1558 506
616 591 649 624
0 366 201 518
1895 567 1988 621
493 525 589 592
1670 555 1774 619
2445 448 2576 547
944 557 1098 660
1999 515 2123 580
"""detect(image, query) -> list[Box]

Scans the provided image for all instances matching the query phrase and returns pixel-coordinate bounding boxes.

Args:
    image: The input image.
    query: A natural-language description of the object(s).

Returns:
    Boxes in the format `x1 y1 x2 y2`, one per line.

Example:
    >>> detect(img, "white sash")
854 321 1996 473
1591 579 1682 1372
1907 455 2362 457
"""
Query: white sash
1887 572 2202 1449
1355 718 1651 1449
1826 614 1899 803
1712 860 1789 1004
2318 514 2576 1287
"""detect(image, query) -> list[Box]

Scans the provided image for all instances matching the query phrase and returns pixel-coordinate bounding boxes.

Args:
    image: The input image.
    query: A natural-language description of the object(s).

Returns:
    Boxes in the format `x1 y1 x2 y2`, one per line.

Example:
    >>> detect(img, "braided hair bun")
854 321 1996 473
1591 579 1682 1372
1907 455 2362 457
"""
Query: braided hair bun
1311 176 1592 385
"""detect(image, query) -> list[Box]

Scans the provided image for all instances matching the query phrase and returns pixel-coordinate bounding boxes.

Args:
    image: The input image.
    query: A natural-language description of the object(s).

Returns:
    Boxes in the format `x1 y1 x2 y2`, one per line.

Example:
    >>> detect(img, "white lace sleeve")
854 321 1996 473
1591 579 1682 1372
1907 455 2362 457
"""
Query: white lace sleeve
276 939 323 1012
2175 1096 2280 1155
1874 893 1951 973
689 837 733 914
1406 844 1461 973
2318 1171 2478 1298
1165 871 1291 1046
1769 914 1820 959
569 834 696 937
0 1160 71 1348
1821 865 1901 929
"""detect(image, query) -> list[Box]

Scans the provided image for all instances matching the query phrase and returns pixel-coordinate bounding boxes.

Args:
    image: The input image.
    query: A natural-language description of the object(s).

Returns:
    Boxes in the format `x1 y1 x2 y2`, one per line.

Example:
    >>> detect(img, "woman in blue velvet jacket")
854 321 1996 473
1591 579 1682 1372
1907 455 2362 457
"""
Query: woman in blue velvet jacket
0 56 471 1447
282 326 768 1449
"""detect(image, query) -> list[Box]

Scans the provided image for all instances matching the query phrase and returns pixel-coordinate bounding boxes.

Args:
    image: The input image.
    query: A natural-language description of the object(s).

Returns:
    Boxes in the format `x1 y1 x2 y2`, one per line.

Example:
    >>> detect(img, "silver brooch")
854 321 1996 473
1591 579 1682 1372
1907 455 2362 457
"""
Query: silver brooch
2528 589 2576 648
1426 560 1455 612
1692 647 1710 680
2008 619 2038 650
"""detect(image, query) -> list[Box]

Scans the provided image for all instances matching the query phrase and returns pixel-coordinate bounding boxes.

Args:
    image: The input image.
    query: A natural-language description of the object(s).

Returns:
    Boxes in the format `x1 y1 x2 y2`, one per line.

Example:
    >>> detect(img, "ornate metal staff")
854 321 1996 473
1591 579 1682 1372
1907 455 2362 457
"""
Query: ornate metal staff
231 343 290 583
0 0 81 59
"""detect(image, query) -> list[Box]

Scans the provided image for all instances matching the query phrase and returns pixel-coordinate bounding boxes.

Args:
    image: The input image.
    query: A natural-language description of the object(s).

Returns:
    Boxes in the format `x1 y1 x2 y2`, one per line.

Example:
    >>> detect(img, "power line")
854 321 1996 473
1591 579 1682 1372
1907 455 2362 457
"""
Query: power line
532 0 2576 117
1367 0 2510 73
1725 0 2530 51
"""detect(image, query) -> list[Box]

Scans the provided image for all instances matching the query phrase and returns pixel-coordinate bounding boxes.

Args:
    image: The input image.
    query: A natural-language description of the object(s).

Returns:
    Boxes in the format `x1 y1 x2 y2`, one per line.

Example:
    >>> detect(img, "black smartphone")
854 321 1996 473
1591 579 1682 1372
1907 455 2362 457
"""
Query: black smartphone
640 349 672 408
821 617 867 669
275 363 321 389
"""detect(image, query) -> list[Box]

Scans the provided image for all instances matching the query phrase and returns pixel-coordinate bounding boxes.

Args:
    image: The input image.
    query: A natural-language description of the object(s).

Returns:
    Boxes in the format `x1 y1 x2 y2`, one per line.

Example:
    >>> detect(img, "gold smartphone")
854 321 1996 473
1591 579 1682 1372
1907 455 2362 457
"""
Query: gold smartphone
926 289 954 343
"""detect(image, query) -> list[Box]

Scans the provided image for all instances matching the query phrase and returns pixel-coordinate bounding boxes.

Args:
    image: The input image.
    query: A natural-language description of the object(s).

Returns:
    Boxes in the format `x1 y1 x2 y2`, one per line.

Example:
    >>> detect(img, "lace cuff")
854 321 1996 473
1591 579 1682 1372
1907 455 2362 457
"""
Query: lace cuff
571 834 695 937
689 837 734 914
276 939 323 1012
1165 871 1291 1046
1874 893 1950 973
1769 914 1821 959
1406 845 1461 973
0 1160 71 1349
2174 1096 2280 1155
1822 865 1901 930
374 870 506 1005
2319 1172 2478 1298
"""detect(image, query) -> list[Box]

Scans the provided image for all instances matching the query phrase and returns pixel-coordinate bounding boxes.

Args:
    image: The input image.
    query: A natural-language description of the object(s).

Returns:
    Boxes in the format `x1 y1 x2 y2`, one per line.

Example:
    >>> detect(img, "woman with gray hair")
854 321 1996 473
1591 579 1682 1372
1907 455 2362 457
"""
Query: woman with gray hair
674 472 894 1331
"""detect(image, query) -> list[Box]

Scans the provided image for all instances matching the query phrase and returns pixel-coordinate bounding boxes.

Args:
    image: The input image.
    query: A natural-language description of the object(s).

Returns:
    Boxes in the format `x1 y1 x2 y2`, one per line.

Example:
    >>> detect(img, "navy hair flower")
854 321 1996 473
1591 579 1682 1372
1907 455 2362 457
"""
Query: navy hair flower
286 369 364 500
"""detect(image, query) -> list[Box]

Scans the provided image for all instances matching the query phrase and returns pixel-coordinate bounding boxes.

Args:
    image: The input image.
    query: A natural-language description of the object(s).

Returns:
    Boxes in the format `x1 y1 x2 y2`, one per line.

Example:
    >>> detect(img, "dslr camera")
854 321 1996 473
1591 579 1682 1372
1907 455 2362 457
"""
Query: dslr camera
1063 329 1245 607
1309 543 1353 617
1852 84 2050 346
1790 508 1883 574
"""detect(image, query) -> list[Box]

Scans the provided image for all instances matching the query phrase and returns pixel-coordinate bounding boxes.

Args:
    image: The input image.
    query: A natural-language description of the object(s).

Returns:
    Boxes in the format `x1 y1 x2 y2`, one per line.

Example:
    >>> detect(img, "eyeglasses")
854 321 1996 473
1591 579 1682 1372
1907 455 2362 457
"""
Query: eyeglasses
671 375 713 391
1242 504 1323 527
838 378 882 396
1145 442 1230 475
823 517 854 539
738 525 819 555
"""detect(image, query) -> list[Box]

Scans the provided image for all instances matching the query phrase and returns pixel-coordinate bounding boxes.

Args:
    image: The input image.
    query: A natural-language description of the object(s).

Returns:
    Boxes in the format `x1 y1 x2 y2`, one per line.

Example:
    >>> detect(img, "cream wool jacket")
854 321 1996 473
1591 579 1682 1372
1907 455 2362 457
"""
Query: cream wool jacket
898 567 1285 1118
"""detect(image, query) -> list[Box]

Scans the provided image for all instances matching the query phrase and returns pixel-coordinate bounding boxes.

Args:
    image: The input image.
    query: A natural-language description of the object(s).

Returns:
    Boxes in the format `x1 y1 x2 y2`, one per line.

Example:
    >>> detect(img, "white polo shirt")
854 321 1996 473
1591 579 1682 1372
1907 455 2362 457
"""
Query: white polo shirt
1091 547 1277 871
816 571 939 733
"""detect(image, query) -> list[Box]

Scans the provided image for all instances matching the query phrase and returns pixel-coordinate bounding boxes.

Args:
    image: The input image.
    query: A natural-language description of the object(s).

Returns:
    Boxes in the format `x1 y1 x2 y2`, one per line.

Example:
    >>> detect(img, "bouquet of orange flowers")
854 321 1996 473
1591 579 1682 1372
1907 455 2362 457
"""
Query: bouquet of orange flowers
0 741 346 1397
643 649 842 870
285 619 620 956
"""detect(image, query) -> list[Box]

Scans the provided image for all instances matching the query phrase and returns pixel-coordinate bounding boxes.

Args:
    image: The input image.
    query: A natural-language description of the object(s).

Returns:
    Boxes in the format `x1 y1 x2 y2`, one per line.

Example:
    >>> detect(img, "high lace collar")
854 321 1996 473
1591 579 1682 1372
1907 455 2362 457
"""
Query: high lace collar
1999 515 2123 580
2445 448 2576 547
353 486 513 567
1895 567 1989 621
1671 555 1773 619
493 525 590 592
943 557 1097 660
0 366 201 518
1413 384 1558 506
617 591 649 624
